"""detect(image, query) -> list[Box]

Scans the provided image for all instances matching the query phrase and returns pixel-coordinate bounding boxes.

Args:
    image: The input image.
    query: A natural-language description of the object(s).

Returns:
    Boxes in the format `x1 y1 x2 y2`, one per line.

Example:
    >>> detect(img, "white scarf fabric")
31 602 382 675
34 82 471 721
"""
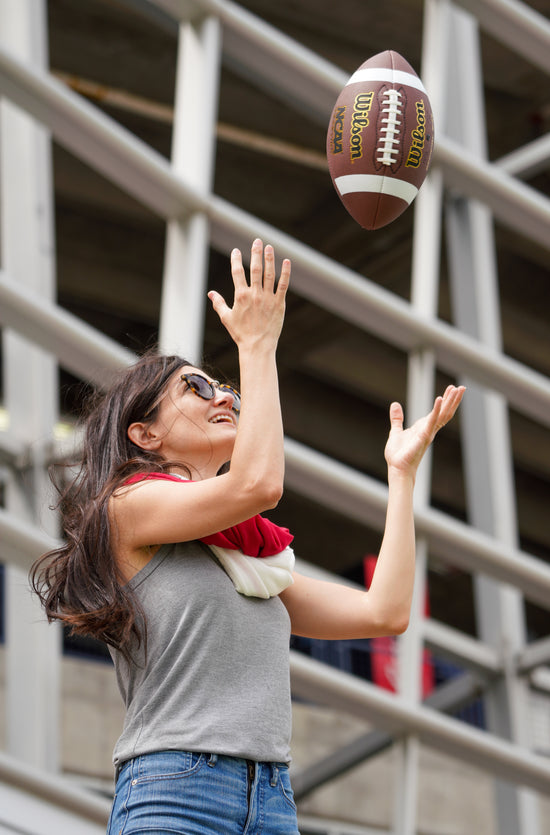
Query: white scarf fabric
208 544 295 599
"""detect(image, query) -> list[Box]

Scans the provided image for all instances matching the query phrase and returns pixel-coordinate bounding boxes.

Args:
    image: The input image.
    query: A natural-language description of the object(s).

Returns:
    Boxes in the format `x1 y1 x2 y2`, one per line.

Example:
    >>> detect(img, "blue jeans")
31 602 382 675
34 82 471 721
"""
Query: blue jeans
107 751 300 834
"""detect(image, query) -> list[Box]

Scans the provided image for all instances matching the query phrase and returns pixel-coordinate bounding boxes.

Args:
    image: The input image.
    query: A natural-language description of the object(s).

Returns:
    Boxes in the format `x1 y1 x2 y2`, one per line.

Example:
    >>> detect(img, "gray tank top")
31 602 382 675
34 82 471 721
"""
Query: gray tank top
110 540 292 766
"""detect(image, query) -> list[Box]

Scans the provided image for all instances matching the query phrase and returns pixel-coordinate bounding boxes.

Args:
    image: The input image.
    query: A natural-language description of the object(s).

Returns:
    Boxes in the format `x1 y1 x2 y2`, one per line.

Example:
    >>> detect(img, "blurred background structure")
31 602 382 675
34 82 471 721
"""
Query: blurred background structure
0 0 549 833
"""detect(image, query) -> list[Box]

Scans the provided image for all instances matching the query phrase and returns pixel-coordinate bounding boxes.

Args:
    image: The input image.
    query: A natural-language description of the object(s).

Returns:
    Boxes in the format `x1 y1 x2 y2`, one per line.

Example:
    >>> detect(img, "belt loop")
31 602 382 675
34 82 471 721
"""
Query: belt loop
270 764 279 787
207 753 218 768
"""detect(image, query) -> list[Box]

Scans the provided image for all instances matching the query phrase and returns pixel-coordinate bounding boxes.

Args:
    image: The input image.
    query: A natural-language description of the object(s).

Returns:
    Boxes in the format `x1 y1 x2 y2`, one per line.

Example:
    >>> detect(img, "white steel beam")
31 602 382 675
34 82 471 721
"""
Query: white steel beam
292 671 485 800
497 132 550 180
208 197 550 428
159 15 221 359
445 8 539 831
423 618 502 677
0 47 549 425
283 437 550 611
0 750 110 830
0 506 59 572
1 178 549 427
0 0 61 773
0 270 135 386
434 134 550 248
152 0 344 122
0 45 204 219
289 651 550 796
517 636 550 675
453 0 550 74
392 2 451 826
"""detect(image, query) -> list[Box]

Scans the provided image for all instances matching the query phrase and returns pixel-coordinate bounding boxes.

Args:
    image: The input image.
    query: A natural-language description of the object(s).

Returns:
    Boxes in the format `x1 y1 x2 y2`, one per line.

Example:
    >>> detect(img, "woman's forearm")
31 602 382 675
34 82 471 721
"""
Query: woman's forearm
229 344 285 502
366 470 416 633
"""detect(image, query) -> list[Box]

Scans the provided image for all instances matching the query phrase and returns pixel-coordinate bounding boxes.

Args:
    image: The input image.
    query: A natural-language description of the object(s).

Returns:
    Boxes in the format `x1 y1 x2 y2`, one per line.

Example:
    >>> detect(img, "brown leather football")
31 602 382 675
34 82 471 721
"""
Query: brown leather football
327 50 434 230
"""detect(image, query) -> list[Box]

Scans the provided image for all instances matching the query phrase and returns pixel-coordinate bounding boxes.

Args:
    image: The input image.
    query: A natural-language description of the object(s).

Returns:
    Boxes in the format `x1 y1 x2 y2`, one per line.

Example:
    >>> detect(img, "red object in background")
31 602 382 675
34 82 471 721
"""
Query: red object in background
363 555 434 697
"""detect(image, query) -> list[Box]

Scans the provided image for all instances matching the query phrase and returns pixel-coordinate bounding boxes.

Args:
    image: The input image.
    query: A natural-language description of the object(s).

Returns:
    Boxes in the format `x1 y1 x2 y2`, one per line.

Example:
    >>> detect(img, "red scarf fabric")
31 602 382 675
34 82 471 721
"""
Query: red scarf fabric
123 472 293 557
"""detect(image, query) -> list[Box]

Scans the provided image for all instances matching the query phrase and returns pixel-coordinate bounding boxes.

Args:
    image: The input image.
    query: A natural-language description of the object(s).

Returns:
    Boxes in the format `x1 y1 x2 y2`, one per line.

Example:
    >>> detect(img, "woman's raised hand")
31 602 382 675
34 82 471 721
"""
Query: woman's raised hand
208 239 290 352
384 385 465 481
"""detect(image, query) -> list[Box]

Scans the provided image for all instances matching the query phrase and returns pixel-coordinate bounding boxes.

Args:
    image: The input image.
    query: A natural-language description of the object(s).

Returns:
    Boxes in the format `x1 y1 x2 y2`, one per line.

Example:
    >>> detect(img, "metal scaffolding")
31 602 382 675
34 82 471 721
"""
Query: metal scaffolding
0 0 549 833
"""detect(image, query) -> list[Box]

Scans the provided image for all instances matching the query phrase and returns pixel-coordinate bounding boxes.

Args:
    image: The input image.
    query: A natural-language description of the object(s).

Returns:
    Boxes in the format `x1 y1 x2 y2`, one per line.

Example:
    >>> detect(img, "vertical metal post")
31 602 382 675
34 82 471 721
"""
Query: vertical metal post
393 4 451 832
159 15 221 361
445 6 540 833
0 0 61 769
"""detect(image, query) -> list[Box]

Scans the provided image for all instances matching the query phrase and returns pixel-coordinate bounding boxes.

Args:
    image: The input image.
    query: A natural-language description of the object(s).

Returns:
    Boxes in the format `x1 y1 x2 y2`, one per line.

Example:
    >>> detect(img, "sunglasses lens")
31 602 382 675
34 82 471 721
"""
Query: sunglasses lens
219 385 241 413
184 374 215 399
182 374 240 413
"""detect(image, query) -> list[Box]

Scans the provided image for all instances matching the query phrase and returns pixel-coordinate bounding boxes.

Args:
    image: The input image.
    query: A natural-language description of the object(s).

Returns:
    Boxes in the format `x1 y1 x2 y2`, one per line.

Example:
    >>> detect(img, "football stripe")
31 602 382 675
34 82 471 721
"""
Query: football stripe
334 174 418 205
346 68 426 93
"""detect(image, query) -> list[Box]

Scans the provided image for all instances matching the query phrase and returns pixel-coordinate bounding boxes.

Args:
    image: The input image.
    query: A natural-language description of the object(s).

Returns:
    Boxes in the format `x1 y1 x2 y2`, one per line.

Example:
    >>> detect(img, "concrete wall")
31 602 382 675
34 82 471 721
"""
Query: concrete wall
1 647 550 833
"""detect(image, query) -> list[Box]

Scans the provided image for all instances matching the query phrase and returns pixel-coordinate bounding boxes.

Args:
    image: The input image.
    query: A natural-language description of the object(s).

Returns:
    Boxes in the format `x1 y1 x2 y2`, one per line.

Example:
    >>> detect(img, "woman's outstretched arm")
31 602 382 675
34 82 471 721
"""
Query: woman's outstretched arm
110 240 291 551
279 385 465 639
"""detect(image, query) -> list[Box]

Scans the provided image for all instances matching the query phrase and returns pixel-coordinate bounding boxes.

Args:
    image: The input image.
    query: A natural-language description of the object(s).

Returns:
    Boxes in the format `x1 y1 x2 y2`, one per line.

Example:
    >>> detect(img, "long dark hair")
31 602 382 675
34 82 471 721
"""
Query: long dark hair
30 352 192 661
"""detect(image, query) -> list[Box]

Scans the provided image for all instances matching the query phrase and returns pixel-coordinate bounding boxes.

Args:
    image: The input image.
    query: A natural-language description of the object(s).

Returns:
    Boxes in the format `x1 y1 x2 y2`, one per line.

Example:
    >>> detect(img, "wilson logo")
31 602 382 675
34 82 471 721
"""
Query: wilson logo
350 92 374 161
406 100 427 168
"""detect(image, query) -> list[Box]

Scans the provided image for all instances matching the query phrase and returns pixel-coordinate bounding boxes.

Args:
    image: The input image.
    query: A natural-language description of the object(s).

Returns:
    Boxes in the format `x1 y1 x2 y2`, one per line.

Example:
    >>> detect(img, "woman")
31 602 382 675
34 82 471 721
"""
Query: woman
32 239 464 835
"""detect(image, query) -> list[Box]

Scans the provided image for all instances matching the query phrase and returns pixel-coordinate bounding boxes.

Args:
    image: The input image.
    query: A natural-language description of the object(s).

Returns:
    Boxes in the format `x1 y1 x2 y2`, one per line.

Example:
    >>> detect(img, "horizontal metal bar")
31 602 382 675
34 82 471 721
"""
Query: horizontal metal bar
294 559 503 678
0 751 111 825
289 651 550 795
0 507 59 571
517 635 550 675
297 813 387 835
0 269 134 386
497 132 550 180
152 0 345 122
453 0 550 74
209 196 550 429
283 437 550 610
0 429 27 467
3 431 550 610
530 667 550 695
423 618 502 676
292 670 484 799
1 47 549 428
434 135 550 249
0 45 204 219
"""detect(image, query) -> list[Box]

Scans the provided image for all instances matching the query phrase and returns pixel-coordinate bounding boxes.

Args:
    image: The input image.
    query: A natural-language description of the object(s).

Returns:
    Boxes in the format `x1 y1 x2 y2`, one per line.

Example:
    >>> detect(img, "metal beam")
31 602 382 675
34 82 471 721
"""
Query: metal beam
517 636 550 675
0 269 134 386
453 0 550 74
159 15 221 359
4 430 550 608
0 45 204 219
2 437 550 612
152 0 344 122
283 437 550 610
434 135 550 248
289 651 550 796
292 670 484 800
497 132 550 180
423 618 502 677
0 750 111 827
0 48 549 427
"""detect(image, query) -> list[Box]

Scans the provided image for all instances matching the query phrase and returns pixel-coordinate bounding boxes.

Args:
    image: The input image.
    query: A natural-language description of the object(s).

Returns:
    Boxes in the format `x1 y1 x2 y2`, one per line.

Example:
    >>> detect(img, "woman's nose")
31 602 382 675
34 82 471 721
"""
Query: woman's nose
214 385 236 410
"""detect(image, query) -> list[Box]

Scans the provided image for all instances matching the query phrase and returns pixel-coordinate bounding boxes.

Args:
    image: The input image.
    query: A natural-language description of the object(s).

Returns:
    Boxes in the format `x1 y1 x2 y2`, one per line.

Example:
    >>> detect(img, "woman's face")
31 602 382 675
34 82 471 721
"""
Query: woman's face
145 365 238 478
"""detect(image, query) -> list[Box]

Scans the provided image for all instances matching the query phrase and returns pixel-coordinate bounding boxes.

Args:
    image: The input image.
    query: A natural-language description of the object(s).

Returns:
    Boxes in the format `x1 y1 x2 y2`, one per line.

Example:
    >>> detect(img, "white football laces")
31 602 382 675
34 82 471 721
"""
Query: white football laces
378 88 403 166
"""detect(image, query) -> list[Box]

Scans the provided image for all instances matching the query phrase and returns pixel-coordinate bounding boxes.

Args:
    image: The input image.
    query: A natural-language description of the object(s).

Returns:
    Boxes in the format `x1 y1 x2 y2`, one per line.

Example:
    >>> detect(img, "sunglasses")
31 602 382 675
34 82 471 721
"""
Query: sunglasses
181 373 241 414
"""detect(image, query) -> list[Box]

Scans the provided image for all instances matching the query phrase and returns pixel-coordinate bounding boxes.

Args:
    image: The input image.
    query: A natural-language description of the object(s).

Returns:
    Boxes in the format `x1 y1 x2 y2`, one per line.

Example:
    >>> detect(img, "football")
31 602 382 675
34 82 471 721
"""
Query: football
326 50 434 230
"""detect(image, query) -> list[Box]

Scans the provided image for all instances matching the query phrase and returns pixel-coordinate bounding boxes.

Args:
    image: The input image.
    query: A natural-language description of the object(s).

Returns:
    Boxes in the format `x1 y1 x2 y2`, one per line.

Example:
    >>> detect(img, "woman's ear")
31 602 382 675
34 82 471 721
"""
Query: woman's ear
127 422 162 451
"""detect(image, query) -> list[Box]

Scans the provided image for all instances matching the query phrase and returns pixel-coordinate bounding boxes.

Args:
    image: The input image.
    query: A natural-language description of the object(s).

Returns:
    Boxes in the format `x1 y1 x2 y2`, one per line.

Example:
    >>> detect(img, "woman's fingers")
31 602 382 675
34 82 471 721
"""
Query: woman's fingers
277 257 291 298
230 247 247 290
249 237 264 288
230 239 290 296
388 401 404 432
263 244 276 292
438 385 465 427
